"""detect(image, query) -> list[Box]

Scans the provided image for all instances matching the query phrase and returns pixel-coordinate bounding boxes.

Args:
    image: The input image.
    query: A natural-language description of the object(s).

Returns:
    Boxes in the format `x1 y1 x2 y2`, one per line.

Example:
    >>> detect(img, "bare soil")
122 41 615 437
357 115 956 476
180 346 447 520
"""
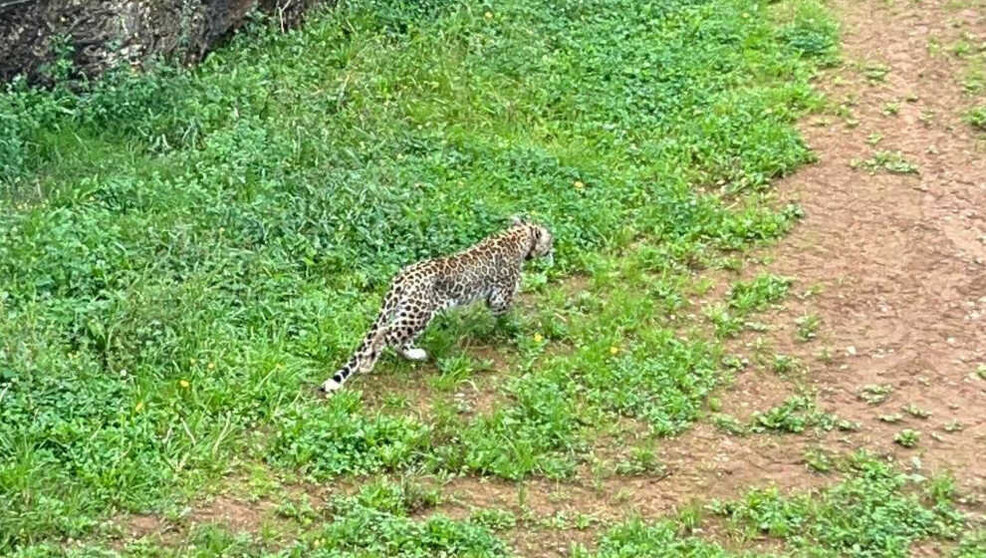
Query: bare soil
766 0 986 494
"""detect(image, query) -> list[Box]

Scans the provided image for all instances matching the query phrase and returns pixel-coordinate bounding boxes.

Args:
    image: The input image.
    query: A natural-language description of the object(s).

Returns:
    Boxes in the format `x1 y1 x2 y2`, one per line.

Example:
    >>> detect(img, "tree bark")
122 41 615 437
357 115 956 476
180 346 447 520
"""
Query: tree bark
0 0 330 86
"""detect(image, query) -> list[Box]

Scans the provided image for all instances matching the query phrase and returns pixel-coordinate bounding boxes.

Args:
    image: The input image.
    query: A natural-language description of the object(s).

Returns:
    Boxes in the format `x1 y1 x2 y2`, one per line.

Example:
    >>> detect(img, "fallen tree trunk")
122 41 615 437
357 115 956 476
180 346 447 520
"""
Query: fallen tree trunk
0 0 330 86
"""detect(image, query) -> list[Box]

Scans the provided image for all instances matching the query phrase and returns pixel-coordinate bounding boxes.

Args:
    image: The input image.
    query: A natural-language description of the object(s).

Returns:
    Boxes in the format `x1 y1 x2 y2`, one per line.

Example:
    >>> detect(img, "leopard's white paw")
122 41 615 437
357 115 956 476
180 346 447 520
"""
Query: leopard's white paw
320 378 342 394
403 348 428 361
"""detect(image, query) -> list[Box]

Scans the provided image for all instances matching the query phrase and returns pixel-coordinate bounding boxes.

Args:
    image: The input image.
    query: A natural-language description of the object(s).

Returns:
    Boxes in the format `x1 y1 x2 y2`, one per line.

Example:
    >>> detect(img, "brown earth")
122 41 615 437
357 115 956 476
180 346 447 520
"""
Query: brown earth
766 0 986 493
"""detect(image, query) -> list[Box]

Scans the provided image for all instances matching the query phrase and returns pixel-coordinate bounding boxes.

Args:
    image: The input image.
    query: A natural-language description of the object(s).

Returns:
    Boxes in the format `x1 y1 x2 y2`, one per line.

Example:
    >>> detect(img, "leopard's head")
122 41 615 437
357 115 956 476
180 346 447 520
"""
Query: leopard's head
512 216 554 263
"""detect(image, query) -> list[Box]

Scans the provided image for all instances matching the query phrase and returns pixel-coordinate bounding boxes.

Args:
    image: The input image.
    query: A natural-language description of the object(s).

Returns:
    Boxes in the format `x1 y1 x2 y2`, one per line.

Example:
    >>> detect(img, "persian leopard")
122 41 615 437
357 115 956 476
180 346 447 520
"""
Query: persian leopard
319 217 554 394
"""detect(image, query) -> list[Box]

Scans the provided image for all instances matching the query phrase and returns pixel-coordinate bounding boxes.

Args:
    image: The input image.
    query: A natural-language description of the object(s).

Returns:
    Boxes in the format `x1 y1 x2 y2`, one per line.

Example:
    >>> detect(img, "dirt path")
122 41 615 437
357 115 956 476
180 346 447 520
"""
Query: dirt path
574 0 986 522
767 0 986 490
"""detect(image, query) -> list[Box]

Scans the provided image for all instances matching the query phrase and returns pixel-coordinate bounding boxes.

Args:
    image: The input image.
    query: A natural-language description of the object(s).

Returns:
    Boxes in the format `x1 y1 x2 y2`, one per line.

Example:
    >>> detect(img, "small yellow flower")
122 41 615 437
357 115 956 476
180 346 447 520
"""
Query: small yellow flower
574 180 585 189
207 362 215 370
179 379 190 388
610 346 620 355
190 358 197 365
534 333 544 343
484 11 493 19
135 401 144 412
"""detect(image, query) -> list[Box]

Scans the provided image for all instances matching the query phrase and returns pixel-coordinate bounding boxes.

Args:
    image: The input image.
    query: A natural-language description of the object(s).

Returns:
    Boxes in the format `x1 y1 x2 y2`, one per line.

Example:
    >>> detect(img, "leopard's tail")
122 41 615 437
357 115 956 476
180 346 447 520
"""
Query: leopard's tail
322 297 397 392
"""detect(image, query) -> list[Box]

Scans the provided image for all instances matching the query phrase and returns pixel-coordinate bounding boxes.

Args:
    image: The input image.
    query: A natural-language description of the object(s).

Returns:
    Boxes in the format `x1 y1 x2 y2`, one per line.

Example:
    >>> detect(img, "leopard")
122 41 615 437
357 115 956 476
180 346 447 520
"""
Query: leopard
319 217 554 394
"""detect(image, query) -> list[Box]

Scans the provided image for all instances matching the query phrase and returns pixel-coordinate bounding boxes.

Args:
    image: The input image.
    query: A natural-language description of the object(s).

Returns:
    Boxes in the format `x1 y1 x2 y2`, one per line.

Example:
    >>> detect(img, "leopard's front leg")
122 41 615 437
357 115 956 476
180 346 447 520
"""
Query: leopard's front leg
486 274 520 316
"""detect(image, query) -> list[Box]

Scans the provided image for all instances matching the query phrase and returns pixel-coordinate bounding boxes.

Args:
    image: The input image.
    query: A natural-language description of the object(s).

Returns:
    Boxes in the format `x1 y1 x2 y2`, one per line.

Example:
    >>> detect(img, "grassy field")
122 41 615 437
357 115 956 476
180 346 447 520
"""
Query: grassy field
2 0 983 555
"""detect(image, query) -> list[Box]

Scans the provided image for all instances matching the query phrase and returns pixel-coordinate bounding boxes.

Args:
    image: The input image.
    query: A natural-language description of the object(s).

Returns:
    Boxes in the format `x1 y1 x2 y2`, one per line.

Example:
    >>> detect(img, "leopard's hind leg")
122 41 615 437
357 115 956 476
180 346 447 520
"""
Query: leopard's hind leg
386 299 437 362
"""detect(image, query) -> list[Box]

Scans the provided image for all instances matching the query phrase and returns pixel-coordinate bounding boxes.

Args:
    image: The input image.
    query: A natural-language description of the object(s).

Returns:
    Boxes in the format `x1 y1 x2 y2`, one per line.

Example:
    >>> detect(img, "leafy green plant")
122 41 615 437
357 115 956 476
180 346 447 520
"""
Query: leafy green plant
291 479 508 556
954 530 986 557
267 392 432 478
858 384 894 405
614 445 665 476
968 106 986 131
772 353 800 375
779 14 839 62
943 420 964 433
712 413 749 436
705 304 744 338
469 509 517 531
803 446 835 473
713 452 964 555
903 403 930 419
728 274 792 313
749 395 853 434
861 62 891 81
796 313 821 341
574 519 729 557
894 429 921 448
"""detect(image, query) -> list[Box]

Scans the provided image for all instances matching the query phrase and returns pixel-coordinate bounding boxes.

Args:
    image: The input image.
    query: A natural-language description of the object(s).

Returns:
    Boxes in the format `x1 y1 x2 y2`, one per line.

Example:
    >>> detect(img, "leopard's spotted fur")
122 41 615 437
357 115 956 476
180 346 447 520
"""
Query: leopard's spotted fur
320 218 553 393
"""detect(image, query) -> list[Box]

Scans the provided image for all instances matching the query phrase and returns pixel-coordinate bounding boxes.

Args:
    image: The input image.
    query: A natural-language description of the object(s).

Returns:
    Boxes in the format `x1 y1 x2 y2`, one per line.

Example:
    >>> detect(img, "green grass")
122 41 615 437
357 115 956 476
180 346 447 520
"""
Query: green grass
0 0 867 552
955 530 986 558
858 383 894 405
795 312 821 341
294 479 508 556
728 274 792 313
713 394 856 436
12 454 970 556
705 274 794 338
894 429 921 449
710 453 965 557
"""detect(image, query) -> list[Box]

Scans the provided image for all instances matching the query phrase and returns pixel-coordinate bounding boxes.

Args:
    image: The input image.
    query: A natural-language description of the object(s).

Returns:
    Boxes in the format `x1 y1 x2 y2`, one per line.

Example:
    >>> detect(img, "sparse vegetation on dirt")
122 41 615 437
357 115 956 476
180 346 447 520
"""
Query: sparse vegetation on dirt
850 150 920 174
968 105 986 130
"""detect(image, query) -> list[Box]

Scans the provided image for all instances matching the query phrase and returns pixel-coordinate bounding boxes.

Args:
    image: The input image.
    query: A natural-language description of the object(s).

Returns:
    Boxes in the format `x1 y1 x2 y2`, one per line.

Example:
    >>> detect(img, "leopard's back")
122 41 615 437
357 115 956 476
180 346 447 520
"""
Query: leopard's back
390 228 528 309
